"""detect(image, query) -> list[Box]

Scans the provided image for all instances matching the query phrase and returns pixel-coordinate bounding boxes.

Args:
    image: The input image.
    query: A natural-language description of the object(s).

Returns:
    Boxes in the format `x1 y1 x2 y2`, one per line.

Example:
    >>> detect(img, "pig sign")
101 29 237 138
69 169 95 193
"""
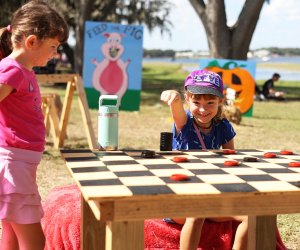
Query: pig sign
83 21 143 111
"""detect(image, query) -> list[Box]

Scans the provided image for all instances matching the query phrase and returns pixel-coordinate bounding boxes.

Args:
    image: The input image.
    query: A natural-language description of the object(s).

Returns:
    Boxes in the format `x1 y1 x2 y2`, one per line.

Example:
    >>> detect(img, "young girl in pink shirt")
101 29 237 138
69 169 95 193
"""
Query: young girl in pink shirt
0 1 68 249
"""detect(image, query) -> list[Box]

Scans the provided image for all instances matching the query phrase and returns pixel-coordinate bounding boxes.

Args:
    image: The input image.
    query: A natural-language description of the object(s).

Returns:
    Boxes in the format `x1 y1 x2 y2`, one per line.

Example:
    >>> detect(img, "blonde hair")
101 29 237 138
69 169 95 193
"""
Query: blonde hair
0 0 68 58
186 92 225 123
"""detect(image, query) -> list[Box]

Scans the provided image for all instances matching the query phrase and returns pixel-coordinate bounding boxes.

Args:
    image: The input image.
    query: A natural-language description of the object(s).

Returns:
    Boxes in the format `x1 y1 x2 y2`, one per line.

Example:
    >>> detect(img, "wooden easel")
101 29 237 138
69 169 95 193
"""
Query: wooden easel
37 74 97 150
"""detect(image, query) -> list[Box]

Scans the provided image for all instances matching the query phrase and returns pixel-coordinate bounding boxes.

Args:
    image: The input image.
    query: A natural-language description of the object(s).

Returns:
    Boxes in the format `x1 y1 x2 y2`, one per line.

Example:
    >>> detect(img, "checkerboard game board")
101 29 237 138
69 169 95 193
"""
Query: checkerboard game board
60 149 300 200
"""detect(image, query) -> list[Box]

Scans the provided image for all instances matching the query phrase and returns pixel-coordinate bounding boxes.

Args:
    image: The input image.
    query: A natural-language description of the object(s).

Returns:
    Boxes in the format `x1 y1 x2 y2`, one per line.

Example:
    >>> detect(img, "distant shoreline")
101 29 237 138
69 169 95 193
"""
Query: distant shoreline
142 57 300 81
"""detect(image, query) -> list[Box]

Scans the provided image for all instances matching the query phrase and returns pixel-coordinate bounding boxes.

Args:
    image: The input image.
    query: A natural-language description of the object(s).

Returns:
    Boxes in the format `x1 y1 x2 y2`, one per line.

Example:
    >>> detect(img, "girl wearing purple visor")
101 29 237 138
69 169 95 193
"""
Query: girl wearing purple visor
160 69 248 250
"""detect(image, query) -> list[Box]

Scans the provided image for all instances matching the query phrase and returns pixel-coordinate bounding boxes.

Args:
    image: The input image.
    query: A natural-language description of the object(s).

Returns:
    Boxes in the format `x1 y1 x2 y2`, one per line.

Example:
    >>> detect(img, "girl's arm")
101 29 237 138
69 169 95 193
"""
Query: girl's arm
0 83 13 102
160 90 187 133
222 138 234 150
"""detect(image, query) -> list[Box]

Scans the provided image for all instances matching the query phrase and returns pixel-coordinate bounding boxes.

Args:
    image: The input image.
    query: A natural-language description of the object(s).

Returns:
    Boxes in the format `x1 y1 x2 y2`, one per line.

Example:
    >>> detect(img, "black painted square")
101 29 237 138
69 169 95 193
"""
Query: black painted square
191 169 228 175
114 171 154 177
80 179 122 186
128 185 174 195
213 183 257 192
144 164 181 169
71 167 109 173
65 156 99 162
237 175 278 182
102 160 138 165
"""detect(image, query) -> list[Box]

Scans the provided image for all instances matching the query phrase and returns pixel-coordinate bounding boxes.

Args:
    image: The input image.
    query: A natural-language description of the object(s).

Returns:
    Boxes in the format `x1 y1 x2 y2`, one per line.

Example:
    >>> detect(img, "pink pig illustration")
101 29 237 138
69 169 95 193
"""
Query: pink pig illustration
92 32 130 100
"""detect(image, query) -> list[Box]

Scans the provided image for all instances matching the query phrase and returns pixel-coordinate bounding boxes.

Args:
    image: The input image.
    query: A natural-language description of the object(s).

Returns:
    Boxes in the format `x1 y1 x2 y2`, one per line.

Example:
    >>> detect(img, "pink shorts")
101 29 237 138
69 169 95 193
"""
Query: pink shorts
0 146 44 224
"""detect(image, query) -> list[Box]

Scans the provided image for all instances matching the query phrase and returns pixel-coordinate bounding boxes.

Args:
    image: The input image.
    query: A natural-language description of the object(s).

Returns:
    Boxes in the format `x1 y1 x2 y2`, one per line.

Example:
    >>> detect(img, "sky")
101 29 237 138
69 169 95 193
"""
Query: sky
143 0 300 51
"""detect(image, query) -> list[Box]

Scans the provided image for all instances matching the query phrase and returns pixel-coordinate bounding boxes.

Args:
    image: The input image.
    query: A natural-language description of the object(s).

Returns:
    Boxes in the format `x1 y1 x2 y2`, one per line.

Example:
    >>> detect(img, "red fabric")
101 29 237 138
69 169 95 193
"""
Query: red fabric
42 185 80 250
144 219 238 250
42 185 287 250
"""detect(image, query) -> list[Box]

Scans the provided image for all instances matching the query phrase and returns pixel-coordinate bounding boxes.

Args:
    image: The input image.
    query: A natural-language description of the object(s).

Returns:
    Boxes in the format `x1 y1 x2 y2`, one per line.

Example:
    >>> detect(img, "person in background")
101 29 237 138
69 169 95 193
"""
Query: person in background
0 1 69 249
262 73 285 100
160 69 248 250
0 27 12 60
255 83 266 101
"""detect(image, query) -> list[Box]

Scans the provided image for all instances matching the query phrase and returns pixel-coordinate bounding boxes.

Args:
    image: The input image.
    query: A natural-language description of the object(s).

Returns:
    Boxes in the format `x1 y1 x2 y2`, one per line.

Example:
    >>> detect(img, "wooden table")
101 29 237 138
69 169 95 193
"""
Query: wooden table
60 149 300 250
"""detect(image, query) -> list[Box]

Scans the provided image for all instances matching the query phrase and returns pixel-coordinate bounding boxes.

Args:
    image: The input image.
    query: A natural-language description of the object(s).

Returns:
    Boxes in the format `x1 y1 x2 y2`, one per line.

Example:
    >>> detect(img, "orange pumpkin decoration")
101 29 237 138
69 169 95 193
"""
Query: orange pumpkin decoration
206 62 255 114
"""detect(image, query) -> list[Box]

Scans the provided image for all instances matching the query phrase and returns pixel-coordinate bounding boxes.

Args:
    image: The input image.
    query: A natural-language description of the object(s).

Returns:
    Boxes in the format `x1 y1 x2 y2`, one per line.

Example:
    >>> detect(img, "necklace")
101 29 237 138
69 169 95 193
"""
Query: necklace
193 118 213 130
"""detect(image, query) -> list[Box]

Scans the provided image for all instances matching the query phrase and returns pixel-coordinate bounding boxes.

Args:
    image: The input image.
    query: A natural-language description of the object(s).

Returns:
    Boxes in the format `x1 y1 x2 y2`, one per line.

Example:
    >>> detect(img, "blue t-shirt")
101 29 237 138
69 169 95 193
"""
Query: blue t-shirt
172 111 236 150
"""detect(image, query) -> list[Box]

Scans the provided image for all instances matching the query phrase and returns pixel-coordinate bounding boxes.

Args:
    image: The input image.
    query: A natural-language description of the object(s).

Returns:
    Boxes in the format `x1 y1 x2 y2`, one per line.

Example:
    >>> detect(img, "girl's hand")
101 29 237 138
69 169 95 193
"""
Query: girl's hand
160 90 181 106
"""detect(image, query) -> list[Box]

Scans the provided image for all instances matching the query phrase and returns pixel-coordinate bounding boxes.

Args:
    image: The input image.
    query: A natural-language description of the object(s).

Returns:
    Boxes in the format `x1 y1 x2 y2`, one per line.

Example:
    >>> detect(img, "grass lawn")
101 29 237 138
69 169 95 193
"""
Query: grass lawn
2 62 300 249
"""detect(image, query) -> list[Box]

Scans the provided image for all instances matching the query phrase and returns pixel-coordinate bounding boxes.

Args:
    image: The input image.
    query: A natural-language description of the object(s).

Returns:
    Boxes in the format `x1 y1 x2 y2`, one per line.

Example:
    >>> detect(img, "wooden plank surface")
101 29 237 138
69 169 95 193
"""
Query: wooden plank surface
98 192 300 221
81 196 105 250
248 215 277 250
105 221 144 250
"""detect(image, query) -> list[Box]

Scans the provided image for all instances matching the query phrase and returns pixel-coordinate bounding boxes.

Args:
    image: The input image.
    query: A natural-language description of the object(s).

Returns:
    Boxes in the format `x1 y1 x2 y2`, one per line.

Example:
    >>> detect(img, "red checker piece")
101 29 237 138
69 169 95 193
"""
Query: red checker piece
289 162 300 167
263 152 277 158
170 174 190 181
222 149 237 155
280 150 293 155
224 160 240 167
172 156 189 163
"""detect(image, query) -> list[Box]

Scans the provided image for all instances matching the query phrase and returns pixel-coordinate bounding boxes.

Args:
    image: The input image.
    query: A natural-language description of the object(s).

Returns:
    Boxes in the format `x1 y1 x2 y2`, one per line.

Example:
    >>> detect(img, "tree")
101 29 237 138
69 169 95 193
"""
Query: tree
189 0 266 60
0 0 173 74
50 0 174 73
1 0 269 68
0 1 25 26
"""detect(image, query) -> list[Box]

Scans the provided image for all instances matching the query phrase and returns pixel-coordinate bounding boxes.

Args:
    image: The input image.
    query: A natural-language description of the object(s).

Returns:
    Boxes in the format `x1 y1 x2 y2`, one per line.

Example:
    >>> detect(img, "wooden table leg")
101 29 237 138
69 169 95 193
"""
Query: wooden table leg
248 215 277 250
105 221 144 250
81 195 106 250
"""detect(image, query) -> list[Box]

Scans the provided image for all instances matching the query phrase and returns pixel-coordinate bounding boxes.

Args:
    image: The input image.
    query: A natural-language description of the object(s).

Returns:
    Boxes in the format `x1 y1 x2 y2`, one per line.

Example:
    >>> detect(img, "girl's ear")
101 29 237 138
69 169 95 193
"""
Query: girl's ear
25 35 38 49
219 97 225 104
184 92 189 102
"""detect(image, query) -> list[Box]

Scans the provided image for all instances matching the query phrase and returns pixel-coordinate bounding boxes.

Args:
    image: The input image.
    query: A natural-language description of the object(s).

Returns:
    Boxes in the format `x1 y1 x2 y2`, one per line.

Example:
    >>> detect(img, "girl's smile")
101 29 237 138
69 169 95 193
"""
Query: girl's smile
186 94 222 127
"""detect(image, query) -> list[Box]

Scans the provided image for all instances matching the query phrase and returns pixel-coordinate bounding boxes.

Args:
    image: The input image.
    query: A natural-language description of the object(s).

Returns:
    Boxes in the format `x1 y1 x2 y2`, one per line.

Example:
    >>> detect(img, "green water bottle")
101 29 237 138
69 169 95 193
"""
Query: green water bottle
98 95 119 150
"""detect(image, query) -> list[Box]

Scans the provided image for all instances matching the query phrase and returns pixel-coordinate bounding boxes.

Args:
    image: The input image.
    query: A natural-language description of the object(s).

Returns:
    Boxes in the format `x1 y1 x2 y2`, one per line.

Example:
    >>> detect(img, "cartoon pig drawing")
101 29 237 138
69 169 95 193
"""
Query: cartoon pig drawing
92 32 130 100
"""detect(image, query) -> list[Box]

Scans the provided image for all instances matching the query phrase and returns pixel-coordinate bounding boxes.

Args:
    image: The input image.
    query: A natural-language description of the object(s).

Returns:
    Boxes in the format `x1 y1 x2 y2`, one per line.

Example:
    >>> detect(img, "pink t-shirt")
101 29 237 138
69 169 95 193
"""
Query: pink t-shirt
0 58 46 152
